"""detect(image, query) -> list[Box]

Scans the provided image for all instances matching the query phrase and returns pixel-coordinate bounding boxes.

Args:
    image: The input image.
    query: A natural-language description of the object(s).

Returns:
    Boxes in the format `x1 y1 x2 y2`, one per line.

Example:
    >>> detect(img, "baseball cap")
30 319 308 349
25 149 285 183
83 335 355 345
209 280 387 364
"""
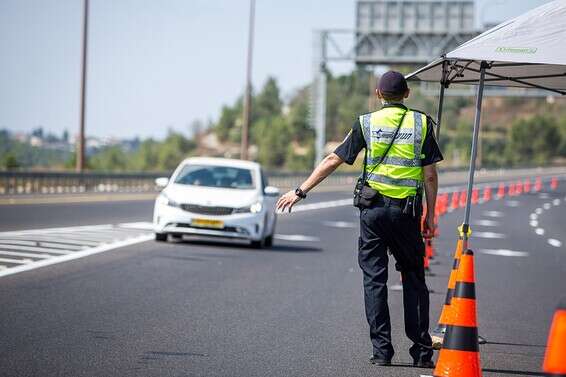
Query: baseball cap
378 71 408 96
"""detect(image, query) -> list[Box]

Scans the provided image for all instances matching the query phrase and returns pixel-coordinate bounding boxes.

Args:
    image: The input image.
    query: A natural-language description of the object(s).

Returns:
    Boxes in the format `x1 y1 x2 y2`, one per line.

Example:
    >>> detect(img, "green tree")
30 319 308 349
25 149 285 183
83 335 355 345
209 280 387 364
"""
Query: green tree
90 146 129 171
2 153 19 170
254 116 291 168
506 115 562 165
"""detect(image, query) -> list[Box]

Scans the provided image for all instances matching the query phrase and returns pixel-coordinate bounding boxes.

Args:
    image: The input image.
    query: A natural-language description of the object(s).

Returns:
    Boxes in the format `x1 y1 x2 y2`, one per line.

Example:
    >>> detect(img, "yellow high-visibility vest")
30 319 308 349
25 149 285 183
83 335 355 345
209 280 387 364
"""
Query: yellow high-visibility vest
359 106 427 199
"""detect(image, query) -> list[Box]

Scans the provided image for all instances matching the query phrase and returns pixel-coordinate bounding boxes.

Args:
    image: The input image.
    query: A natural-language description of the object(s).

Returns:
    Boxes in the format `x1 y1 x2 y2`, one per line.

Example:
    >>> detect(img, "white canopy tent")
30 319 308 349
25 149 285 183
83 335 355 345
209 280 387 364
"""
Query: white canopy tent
406 0 566 248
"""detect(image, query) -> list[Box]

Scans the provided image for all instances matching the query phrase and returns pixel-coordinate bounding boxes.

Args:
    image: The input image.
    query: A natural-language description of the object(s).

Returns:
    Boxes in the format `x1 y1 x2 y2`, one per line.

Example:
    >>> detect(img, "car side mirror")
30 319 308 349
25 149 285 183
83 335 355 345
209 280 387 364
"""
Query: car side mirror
155 177 169 188
264 186 280 197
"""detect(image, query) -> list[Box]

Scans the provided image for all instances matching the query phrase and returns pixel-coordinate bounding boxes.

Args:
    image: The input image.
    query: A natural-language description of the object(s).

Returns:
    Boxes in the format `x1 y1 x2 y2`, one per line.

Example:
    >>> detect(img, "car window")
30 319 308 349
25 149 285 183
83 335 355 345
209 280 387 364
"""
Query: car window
174 165 255 189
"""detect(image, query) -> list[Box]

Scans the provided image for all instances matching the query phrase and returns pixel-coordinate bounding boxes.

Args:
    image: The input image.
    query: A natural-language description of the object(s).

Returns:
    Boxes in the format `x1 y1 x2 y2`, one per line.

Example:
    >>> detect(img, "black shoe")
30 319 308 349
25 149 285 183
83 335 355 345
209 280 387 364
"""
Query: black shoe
369 356 391 366
413 360 435 369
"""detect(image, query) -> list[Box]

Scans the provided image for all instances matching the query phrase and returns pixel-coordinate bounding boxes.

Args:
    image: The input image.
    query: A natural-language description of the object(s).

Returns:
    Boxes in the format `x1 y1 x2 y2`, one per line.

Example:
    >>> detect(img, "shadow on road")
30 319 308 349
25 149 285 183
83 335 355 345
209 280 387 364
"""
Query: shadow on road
485 341 546 348
482 368 544 376
166 238 323 253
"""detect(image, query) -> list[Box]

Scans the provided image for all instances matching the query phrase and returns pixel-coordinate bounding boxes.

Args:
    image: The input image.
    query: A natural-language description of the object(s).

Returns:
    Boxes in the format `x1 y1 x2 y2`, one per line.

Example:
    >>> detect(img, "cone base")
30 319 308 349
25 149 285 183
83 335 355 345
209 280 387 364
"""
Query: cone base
434 349 482 377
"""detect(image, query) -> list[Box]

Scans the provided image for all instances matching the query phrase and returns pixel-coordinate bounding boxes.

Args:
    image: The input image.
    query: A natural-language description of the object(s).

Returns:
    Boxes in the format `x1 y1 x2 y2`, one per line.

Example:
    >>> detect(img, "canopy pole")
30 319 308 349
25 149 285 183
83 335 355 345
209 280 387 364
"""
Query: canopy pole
461 61 488 251
435 60 448 141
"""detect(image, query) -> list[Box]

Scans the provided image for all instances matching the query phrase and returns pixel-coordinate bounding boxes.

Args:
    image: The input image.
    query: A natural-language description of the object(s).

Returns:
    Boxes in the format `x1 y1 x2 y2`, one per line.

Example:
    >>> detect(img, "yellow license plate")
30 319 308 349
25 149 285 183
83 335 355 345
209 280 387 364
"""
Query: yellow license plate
191 218 224 229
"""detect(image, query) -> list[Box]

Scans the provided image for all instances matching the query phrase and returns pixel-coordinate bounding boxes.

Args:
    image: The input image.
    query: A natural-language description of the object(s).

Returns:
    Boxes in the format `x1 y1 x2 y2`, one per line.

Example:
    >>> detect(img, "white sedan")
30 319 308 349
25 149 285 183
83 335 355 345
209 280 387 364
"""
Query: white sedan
153 157 279 248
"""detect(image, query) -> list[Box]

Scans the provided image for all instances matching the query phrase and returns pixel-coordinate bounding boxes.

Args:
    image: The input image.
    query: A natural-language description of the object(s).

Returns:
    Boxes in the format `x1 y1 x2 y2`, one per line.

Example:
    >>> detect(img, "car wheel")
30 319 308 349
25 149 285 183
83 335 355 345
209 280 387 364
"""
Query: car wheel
264 235 273 248
170 233 183 241
155 232 168 242
250 239 264 249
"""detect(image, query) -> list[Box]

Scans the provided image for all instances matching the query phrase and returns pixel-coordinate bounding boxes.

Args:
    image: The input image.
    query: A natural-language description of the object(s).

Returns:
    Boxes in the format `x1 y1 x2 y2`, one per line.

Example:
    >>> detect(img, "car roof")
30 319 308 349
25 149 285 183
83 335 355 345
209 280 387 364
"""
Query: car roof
181 157 261 170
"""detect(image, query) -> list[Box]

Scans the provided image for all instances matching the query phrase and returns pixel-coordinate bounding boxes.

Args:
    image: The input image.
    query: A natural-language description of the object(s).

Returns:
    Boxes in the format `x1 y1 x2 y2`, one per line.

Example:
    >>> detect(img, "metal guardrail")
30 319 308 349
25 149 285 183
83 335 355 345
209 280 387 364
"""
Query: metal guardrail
0 171 358 196
1 167 565 196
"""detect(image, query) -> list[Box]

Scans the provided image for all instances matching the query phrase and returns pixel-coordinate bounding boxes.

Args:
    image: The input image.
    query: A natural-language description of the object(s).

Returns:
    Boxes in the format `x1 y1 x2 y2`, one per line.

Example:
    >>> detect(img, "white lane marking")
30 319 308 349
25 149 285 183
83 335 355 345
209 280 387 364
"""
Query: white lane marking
483 211 505 218
530 220 538 227
480 249 529 257
118 222 156 230
548 239 563 248
0 244 73 254
389 284 403 291
553 199 561 206
0 240 84 251
0 257 32 265
473 219 500 227
535 208 543 215
0 250 52 259
0 224 117 237
535 228 545 236
274 234 320 242
539 193 550 199
530 214 538 220
543 203 551 210
322 221 357 228
505 200 520 207
474 232 507 239
0 235 153 278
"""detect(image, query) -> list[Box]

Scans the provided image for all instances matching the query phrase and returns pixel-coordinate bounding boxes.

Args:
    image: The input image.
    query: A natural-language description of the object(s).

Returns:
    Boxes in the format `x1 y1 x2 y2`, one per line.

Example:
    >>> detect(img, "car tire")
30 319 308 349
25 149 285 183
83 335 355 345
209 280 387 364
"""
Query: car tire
264 235 273 248
170 233 183 241
250 239 264 249
155 232 168 242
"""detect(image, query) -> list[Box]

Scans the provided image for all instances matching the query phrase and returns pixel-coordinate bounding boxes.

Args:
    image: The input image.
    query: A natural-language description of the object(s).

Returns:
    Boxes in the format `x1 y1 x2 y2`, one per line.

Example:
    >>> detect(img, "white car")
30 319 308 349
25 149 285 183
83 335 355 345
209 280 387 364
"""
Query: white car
153 157 279 248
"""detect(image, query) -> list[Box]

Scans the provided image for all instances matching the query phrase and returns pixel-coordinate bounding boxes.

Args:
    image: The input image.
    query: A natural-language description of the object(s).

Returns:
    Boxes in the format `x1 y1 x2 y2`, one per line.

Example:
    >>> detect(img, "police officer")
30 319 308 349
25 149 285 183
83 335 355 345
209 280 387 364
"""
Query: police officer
276 71 442 367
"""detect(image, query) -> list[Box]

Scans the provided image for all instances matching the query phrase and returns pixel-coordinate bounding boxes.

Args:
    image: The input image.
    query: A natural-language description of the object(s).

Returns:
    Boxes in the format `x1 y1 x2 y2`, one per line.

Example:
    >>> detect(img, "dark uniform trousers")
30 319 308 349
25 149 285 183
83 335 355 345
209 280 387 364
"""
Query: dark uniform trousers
358 197 433 362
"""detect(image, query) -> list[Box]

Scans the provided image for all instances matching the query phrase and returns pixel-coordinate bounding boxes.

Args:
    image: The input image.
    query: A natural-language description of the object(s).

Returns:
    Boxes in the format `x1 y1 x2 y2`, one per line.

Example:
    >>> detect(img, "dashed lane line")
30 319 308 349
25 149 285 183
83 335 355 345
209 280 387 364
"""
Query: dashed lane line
548 239 563 248
473 219 500 227
536 228 545 236
322 221 357 228
0 250 54 259
274 234 320 242
479 249 529 257
483 210 505 218
474 232 507 239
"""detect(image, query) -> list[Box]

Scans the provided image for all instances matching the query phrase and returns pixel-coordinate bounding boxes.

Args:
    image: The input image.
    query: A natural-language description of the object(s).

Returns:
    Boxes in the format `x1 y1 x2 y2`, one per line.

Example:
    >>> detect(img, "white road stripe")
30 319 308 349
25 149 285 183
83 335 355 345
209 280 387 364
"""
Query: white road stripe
535 208 543 215
536 228 545 236
529 214 538 220
483 211 505 218
0 250 53 259
474 232 507 239
505 200 520 207
322 221 357 228
548 239 563 248
0 235 153 278
529 220 538 227
543 203 551 210
480 249 529 257
279 199 351 214
274 234 320 242
0 257 32 265
0 240 84 251
553 199 561 206
539 193 550 199
0 244 73 254
119 222 156 230
473 219 500 227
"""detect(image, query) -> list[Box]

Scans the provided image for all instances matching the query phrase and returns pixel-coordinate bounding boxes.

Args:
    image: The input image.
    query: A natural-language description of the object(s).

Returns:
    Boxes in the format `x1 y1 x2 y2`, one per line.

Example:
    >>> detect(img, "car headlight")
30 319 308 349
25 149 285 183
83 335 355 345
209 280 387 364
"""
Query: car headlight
157 192 180 208
234 201 263 214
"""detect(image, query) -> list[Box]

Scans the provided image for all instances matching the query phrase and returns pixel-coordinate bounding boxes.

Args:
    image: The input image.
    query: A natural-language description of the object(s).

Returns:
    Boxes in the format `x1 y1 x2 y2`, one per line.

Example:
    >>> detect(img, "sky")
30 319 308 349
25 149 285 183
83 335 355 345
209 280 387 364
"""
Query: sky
0 0 554 139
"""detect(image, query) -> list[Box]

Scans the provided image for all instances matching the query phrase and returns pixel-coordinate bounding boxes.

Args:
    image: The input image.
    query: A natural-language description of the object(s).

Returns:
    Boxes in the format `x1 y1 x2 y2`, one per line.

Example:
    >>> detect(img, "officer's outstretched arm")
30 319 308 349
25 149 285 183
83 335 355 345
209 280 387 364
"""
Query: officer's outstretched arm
276 153 344 212
422 164 438 237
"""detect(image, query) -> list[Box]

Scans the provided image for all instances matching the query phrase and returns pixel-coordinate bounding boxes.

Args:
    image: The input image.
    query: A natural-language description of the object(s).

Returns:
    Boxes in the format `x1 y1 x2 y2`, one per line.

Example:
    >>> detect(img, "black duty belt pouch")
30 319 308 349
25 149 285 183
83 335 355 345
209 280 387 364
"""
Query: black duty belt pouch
353 110 408 209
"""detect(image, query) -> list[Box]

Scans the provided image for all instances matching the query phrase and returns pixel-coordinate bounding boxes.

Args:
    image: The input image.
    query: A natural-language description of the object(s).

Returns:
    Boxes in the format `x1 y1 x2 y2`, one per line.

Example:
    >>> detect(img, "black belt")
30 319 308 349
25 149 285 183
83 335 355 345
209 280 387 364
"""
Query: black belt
373 193 409 208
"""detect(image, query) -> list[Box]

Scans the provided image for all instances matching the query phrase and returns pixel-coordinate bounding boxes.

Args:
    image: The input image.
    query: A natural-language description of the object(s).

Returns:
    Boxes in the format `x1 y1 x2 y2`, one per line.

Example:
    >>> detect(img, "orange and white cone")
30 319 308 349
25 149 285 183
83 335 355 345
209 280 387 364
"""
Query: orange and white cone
542 303 566 376
434 249 482 377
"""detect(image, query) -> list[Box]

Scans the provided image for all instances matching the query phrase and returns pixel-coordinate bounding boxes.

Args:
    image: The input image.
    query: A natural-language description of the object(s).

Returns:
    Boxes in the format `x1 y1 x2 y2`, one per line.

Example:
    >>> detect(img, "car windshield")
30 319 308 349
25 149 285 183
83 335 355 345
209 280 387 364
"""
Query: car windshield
174 164 255 190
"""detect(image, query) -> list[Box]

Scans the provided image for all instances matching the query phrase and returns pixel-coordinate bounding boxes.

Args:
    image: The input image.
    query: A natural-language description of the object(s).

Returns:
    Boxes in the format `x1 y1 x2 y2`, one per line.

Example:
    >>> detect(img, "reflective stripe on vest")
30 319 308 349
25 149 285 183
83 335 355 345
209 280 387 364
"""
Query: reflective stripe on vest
359 108 426 198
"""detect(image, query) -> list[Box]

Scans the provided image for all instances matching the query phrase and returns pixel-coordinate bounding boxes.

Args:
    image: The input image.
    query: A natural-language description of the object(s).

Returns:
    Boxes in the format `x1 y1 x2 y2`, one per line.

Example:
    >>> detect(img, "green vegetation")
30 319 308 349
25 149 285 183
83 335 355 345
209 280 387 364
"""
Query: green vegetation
3 70 566 172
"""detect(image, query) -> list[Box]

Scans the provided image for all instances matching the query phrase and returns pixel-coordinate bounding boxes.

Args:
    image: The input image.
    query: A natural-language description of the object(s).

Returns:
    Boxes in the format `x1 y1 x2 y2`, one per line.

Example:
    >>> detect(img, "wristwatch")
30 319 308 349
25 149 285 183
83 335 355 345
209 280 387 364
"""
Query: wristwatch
295 187 307 199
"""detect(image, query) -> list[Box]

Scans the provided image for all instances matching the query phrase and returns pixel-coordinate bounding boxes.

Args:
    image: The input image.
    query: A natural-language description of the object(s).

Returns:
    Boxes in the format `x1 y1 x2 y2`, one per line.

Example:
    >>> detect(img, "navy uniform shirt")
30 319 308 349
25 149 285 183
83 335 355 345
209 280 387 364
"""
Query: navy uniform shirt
334 103 443 166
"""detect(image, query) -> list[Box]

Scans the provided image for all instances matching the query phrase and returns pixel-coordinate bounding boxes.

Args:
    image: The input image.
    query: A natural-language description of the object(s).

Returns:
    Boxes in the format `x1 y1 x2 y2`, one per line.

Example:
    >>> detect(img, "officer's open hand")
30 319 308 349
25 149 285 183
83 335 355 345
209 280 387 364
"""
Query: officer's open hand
422 213 436 239
276 191 302 213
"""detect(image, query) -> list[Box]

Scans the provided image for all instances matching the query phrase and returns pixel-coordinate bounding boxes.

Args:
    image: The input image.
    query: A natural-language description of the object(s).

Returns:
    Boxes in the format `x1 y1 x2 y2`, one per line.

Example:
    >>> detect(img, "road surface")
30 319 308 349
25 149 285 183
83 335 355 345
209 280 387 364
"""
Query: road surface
0 183 564 377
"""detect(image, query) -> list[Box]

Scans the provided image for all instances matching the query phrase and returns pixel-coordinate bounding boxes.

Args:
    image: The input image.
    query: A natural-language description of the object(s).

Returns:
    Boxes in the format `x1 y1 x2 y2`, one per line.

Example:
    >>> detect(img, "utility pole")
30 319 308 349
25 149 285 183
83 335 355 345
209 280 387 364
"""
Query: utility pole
77 0 89 172
241 0 255 161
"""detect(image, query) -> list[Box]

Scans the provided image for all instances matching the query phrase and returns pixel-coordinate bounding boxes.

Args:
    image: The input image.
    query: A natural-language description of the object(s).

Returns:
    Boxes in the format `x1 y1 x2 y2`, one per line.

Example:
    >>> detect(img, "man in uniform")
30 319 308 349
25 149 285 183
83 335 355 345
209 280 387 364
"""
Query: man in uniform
276 71 442 367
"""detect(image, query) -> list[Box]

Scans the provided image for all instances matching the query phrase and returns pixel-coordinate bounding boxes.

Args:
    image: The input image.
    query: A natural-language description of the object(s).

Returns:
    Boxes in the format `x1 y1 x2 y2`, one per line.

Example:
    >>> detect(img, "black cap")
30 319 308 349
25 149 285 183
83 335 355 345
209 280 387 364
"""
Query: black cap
378 71 408 96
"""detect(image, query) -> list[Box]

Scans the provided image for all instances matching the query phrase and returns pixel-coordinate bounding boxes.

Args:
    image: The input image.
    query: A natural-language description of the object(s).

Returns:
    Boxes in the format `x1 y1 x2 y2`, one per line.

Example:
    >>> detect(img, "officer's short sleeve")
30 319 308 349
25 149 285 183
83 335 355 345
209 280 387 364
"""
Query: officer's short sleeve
334 120 367 165
421 115 444 166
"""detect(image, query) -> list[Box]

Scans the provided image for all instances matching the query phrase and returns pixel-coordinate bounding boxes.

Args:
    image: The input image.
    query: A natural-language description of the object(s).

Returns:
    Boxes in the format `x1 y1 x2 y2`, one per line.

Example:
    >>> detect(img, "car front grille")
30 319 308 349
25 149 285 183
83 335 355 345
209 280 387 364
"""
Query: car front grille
180 204 234 216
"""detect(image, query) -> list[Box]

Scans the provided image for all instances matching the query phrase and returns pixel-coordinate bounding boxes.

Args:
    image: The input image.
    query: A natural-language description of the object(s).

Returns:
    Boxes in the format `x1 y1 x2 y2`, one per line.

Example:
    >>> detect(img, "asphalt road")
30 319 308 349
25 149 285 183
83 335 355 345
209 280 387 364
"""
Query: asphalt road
0 186 565 377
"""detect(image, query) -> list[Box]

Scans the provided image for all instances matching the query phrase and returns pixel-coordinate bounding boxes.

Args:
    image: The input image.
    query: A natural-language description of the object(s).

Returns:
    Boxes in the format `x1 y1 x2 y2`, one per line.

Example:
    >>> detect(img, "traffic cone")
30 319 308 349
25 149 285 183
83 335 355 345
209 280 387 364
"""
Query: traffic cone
516 180 523 195
542 303 566 376
535 177 543 192
431 238 464 349
434 249 482 377
497 183 505 199
451 192 459 210
551 177 559 191
471 188 479 205
460 190 467 208
524 179 531 193
509 183 516 196
482 186 492 203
